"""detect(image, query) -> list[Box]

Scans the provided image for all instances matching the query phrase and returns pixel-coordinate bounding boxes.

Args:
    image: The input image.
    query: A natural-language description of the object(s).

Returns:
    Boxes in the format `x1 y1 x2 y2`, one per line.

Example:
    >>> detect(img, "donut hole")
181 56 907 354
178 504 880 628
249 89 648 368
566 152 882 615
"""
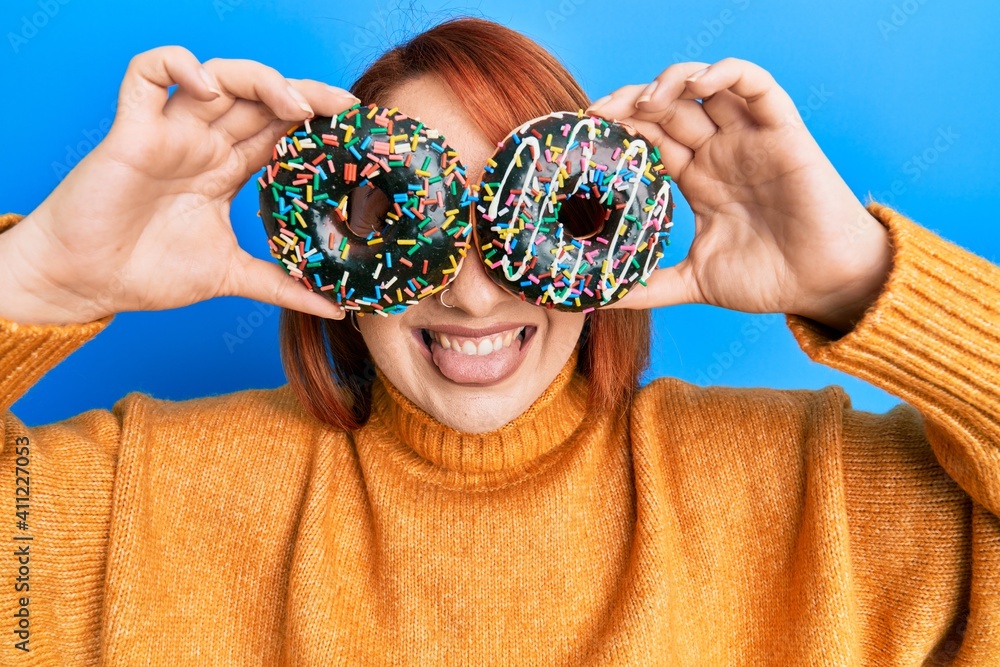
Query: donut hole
557 193 606 240
343 185 391 238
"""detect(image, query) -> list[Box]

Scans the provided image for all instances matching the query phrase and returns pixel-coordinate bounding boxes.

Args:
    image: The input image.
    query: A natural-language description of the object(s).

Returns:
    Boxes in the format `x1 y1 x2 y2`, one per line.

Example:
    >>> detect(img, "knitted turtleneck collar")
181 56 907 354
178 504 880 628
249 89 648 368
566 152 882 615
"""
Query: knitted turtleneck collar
367 349 589 476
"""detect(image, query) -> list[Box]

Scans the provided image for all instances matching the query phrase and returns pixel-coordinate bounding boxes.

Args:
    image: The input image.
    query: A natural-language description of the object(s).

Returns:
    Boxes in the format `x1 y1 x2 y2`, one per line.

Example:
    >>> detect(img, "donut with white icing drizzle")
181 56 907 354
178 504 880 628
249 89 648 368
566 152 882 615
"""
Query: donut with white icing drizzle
476 111 674 311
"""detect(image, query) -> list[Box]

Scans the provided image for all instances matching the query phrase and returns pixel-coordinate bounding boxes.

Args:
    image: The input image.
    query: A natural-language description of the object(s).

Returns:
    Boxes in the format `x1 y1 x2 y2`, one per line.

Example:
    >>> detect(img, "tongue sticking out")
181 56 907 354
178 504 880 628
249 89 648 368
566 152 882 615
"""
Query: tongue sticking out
430 337 524 385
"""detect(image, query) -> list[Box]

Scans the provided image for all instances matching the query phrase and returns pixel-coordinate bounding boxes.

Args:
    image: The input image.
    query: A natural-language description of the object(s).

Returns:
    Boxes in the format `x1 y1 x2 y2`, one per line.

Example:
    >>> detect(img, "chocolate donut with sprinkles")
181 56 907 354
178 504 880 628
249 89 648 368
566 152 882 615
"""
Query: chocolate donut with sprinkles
258 103 474 315
476 110 675 312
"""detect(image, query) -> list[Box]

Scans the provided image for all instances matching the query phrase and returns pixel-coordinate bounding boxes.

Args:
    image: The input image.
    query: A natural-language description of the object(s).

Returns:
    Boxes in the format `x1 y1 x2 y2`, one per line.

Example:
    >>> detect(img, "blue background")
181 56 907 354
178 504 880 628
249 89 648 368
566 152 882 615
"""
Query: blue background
1 0 997 426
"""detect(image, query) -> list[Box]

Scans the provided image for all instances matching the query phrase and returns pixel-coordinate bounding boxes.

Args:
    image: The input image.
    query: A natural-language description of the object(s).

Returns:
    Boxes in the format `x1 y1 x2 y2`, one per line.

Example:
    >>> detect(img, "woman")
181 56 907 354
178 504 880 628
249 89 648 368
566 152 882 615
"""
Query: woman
0 16 995 666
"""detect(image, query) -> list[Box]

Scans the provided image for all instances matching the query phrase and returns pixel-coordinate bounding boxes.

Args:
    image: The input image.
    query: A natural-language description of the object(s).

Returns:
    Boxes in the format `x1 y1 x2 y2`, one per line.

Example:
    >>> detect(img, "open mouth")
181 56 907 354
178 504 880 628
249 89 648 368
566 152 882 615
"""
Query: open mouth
419 325 529 355
413 324 537 385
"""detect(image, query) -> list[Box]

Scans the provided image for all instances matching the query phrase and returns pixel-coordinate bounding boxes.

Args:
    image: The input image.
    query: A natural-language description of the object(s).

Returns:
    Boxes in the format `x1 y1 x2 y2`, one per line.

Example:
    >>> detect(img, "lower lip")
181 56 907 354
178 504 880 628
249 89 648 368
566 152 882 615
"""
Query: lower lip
412 328 535 386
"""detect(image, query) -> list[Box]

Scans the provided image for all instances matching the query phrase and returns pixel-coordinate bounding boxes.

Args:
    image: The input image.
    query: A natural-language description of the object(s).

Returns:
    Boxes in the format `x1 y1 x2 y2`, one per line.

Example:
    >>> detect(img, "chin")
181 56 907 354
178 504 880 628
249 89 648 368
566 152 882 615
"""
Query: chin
362 300 584 433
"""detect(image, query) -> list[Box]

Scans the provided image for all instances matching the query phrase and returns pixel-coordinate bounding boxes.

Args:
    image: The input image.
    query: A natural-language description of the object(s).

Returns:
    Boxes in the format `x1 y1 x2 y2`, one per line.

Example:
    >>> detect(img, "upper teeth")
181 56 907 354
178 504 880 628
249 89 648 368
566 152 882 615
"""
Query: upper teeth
429 327 524 356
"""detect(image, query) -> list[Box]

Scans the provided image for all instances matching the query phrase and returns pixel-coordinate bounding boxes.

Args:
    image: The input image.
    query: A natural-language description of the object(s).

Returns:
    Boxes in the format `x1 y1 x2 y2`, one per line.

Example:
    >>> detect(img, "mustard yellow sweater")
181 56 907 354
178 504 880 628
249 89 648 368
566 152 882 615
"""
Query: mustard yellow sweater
1 203 998 666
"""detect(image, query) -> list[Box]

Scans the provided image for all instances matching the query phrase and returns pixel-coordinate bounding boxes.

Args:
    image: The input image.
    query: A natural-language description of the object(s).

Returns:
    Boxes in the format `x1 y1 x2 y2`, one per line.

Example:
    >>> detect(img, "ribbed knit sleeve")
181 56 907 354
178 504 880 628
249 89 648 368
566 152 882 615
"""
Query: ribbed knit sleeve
788 202 1000 515
788 202 1000 662
1 212 119 661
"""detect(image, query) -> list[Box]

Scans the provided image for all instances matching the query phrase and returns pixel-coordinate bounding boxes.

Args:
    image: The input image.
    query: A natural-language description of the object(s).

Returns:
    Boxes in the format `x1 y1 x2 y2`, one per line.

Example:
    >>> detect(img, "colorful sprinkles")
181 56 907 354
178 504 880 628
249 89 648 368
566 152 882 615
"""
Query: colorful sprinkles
257 103 474 316
476 110 675 311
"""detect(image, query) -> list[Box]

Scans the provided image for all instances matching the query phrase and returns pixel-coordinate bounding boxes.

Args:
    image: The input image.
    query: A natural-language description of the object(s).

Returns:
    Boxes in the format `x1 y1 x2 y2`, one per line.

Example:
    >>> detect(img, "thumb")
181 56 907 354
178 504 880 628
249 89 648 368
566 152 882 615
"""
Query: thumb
604 259 701 310
228 254 347 320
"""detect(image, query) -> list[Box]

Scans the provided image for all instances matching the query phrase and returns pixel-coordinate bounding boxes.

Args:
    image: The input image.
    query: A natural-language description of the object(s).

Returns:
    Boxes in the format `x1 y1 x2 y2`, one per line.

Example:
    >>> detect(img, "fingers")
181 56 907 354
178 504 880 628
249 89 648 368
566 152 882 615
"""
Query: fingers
164 58 359 127
227 80 361 183
587 82 660 117
210 99 276 143
588 58 798 141
227 254 347 320
604 259 702 310
286 79 360 118
681 58 801 128
118 46 360 135
615 117 694 179
231 118 297 183
634 61 755 131
587 80 719 151
117 45 221 122
211 79 359 145
164 58 308 124
699 90 753 131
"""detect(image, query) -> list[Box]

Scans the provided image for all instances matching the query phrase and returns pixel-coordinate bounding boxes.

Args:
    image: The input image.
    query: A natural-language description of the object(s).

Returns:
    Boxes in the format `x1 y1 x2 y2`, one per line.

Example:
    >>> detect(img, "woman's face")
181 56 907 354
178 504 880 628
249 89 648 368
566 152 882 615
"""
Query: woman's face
359 74 585 433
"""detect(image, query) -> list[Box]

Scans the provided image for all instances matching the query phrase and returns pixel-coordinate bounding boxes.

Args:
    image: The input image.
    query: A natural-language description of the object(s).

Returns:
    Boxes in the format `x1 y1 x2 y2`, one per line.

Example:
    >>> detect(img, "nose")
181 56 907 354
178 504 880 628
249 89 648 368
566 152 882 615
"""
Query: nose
444 239 515 318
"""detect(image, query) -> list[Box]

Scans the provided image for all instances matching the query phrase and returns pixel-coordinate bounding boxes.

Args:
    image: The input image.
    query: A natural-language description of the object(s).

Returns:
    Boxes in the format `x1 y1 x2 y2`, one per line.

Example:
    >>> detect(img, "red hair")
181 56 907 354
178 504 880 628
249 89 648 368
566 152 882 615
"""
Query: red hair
280 16 652 430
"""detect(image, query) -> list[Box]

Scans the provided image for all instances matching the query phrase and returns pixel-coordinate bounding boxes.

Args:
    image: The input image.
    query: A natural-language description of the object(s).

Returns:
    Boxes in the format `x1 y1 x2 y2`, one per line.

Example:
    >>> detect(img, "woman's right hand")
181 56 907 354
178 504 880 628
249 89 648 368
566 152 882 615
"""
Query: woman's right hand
0 46 358 325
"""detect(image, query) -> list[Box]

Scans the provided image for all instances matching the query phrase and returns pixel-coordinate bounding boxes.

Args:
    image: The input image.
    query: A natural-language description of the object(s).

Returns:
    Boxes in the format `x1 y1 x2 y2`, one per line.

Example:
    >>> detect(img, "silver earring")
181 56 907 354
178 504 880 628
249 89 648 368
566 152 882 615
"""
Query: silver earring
349 311 362 332
438 288 455 308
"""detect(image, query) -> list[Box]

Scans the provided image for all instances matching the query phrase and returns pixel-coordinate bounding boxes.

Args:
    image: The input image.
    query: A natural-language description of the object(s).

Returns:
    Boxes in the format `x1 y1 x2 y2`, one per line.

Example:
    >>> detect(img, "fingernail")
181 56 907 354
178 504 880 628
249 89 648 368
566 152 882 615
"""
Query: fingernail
635 81 659 106
288 85 314 115
328 85 360 104
199 67 222 97
586 95 613 113
686 67 710 83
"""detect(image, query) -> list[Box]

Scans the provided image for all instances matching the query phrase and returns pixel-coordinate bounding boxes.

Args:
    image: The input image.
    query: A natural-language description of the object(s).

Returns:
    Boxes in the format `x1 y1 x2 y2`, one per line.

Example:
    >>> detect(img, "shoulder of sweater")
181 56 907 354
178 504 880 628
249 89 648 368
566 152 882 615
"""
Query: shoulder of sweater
112 383 347 439
106 385 355 493
101 385 356 535
630 378 937 504
634 375 851 415
633 376 926 449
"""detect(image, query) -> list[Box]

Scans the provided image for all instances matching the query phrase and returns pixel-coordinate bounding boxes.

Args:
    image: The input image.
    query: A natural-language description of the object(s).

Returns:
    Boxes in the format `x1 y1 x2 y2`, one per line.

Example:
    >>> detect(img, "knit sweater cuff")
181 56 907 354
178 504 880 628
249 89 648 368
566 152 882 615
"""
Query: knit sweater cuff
787 201 999 403
0 213 114 410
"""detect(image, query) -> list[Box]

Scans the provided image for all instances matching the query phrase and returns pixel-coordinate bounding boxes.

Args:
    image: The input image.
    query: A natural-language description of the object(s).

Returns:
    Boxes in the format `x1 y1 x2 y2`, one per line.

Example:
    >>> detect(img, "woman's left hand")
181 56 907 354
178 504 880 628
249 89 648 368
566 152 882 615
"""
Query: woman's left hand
589 58 892 333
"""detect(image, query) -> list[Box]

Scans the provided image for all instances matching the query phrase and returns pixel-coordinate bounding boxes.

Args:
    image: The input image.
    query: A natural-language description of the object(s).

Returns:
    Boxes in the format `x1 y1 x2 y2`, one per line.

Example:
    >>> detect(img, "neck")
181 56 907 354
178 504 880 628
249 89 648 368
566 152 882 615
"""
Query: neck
368 349 588 474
